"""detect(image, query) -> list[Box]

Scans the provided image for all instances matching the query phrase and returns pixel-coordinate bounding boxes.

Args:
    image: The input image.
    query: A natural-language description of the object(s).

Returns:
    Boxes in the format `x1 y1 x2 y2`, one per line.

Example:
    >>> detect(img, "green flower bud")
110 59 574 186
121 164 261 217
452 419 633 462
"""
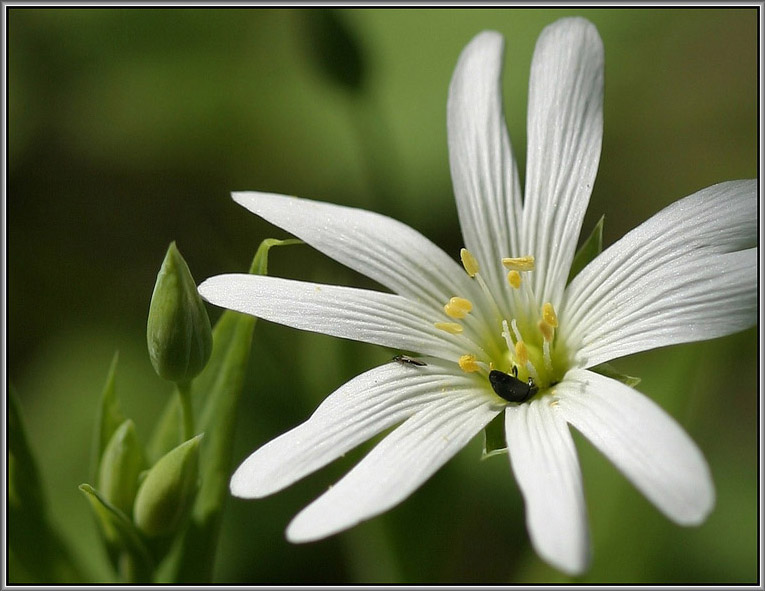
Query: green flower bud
147 242 212 383
133 434 203 538
98 419 145 516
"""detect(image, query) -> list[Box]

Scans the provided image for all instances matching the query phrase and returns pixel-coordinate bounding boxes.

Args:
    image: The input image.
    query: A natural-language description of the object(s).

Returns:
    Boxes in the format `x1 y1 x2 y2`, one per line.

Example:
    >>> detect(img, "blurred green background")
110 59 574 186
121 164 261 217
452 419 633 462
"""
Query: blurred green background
7 7 758 584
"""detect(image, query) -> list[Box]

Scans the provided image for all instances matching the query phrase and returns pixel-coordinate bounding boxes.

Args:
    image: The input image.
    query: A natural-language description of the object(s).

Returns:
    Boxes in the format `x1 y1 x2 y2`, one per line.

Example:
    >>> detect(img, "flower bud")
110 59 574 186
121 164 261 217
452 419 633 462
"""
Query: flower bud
98 419 145 517
147 242 212 383
133 434 203 538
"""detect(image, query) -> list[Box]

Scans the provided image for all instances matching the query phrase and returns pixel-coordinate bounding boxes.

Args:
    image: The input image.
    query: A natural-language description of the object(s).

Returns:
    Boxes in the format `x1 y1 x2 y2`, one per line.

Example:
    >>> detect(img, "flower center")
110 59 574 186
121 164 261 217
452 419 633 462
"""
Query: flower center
435 248 566 403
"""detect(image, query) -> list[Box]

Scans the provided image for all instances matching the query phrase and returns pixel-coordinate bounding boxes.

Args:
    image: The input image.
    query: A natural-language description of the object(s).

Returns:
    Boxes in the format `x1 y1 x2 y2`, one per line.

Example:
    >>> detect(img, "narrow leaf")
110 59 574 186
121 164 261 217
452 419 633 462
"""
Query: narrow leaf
9 386 87 583
79 484 153 582
91 352 126 482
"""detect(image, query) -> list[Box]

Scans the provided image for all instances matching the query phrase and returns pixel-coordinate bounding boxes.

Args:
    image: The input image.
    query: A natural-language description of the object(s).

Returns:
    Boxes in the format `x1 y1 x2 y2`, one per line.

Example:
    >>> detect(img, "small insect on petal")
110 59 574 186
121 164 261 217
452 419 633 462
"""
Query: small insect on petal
392 354 427 367
489 369 538 403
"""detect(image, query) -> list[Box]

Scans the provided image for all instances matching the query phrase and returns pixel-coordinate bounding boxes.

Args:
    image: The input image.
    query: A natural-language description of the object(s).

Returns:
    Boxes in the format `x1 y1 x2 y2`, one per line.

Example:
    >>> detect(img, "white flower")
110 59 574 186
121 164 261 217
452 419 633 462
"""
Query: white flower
199 17 756 575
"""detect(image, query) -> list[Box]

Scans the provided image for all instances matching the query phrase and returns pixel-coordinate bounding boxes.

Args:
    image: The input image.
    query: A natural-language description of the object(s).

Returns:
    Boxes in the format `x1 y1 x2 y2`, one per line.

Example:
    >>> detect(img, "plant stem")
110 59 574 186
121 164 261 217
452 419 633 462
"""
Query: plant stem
177 382 194 442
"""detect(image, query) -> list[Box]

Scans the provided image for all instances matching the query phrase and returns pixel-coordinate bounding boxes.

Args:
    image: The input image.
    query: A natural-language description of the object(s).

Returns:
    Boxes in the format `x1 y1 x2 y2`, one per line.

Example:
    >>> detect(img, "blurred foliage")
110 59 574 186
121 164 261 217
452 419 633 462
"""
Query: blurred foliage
7 7 758 584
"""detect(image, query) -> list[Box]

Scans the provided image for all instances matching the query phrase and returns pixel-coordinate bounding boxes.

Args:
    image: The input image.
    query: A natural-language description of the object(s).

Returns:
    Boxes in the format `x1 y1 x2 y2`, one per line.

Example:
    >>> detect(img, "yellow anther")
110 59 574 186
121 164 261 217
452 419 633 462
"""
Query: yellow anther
538 319 554 342
444 296 473 319
542 302 558 328
460 248 480 277
434 321 463 334
501 255 535 272
515 340 529 366
507 270 521 289
458 354 480 373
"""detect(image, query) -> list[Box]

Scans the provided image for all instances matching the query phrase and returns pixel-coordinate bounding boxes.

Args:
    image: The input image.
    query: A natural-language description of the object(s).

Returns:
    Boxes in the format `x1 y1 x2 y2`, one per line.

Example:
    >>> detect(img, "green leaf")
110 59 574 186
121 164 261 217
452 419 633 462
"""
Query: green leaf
590 362 641 388
159 238 300 583
481 411 507 460
79 483 153 583
91 352 126 483
567 215 604 284
9 385 87 583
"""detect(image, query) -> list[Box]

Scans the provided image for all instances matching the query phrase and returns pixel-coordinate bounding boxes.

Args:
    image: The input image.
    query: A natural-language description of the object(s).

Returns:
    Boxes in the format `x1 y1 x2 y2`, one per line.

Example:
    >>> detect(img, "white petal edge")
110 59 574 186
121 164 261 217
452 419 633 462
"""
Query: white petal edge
556 369 715 525
286 390 500 542
561 180 757 367
231 191 482 314
231 359 483 498
505 396 590 576
199 274 468 360
522 17 604 308
447 30 523 305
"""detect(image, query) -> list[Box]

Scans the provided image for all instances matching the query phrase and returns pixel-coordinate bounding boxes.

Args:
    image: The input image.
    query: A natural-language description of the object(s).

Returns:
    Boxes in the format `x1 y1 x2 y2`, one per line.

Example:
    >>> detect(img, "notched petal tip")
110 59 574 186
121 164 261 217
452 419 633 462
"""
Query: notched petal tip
540 16 602 49
449 29 505 97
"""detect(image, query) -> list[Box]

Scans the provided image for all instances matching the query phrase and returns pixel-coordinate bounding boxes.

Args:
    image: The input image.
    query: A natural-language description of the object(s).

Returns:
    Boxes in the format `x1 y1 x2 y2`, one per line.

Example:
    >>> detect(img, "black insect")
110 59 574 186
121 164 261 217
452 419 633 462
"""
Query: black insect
392 354 427 367
489 366 538 403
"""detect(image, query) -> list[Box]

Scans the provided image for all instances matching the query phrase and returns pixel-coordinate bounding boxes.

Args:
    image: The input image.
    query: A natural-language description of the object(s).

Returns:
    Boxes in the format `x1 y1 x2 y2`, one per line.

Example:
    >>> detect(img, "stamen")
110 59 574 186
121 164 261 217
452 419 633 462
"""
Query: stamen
501 319 514 353
515 341 529 366
458 248 505 323
435 321 463 334
542 340 553 373
501 255 535 272
458 354 480 373
507 270 521 289
460 248 480 277
444 296 473 319
542 302 558 328
538 319 554 343
510 319 523 344
525 361 539 381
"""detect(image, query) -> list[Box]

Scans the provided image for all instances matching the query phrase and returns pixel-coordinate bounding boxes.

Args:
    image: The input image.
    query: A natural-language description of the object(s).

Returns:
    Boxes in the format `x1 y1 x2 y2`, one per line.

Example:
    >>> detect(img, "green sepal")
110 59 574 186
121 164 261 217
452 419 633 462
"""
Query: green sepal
9 386 86 583
156 237 301 583
133 434 203 538
567 215 604 284
251 238 302 275
147 242 213 383
590 362 641 388
98 419 146 517
78 483 153 582
91 352 126 483
481 411 507 460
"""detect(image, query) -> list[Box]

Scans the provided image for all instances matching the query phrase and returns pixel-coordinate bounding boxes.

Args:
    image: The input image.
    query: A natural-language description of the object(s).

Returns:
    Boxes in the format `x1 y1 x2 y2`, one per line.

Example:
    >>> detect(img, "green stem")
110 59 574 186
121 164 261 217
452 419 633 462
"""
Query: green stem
176 382 194 442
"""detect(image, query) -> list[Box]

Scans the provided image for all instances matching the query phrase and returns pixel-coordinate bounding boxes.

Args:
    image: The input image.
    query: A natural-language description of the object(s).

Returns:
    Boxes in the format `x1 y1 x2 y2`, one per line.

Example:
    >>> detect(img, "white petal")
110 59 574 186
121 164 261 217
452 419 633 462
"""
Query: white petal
447 30 523 305
556 369 715 525
522 17 604 307
561 180 757 368
505 396 590 575
231 191 478 312
199 274 467 360
286 390 500 542
231 359 475 498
